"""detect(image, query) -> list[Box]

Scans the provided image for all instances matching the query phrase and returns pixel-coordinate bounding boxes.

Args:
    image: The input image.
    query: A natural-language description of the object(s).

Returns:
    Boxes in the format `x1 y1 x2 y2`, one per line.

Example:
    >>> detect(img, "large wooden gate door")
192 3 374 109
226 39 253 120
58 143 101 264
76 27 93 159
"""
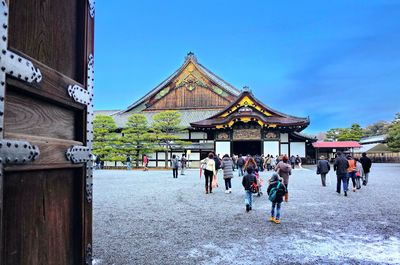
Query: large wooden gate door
0 0 94 264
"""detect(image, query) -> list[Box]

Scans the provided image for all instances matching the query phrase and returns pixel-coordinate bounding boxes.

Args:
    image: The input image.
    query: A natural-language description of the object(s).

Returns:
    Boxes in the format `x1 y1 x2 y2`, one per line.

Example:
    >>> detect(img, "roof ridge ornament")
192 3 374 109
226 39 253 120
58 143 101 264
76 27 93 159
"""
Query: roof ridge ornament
185 51 197 62
242 86 251 92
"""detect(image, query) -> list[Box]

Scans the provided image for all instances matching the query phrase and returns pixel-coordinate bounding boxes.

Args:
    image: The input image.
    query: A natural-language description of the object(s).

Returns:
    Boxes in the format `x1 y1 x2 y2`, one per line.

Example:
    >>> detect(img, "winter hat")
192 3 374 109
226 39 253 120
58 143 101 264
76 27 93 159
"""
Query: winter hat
270 173 279 182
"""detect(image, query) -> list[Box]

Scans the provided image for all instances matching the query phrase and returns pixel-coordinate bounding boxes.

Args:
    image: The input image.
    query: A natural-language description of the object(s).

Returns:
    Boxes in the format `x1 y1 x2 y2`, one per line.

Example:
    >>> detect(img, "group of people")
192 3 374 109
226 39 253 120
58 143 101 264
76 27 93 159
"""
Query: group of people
201 153 294 224
234 153 303 176
317 152 372 196
170 154 188 178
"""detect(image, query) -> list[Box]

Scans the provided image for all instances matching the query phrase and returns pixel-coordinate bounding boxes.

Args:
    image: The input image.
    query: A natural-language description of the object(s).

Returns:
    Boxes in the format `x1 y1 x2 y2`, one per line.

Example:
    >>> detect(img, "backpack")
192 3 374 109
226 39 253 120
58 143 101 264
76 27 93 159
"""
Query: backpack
268 181 281 202
250 182 258 194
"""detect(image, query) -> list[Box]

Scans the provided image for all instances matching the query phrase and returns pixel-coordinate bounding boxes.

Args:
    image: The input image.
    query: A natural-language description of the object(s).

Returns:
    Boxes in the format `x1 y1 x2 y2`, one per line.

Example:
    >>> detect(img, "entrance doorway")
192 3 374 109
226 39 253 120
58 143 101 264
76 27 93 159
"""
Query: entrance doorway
232 141 262 156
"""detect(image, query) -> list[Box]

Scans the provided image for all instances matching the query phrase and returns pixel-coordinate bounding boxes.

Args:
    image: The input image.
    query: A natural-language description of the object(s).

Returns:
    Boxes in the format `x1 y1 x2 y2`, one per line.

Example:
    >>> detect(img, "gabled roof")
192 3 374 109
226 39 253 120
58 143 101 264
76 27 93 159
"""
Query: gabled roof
190 90 310 131
359 135 386 144
121 52 241 113
312 141 361 148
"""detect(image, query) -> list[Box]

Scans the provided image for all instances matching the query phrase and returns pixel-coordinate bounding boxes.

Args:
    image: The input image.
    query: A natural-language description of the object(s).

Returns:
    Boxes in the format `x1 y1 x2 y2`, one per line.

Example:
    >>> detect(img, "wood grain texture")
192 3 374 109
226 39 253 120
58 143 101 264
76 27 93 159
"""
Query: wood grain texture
8 0 85 83
3 169 82 265
4 89 77 140
148 86 233 110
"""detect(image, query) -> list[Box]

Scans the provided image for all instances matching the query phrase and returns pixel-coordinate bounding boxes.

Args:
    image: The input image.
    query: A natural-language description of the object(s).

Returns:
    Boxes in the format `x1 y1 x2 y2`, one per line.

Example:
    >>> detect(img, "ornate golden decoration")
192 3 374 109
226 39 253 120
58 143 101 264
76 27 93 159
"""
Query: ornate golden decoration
233 129 261 140
216 132 230 140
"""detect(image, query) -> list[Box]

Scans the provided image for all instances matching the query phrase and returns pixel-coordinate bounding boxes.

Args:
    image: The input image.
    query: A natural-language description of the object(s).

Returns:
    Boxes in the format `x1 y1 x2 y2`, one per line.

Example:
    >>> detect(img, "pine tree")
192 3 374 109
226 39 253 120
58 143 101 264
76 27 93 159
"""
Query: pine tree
151 110 189 167
387 113 400 152
122 114 153 167
363 121 390 137
325 128 345 141
93 115 124 163
337 124 363 141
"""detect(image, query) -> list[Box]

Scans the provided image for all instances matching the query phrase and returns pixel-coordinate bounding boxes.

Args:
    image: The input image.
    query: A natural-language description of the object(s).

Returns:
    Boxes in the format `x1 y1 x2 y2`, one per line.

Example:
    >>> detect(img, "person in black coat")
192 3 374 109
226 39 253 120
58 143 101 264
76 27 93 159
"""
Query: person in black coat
317 156 330 187
267 173 287 224
360 152 372 186
334 152 350 196
242 166 257 212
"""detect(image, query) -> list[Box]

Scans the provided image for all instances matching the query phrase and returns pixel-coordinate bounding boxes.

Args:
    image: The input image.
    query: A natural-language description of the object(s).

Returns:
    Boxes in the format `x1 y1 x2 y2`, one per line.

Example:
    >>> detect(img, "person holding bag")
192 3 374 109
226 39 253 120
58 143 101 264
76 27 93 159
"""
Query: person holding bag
201 153 216 194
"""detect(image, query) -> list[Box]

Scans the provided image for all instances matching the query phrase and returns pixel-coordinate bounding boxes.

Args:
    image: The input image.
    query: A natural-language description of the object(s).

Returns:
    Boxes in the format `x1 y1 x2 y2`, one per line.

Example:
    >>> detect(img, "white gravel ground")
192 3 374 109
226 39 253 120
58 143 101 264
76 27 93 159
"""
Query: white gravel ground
93 163 400 265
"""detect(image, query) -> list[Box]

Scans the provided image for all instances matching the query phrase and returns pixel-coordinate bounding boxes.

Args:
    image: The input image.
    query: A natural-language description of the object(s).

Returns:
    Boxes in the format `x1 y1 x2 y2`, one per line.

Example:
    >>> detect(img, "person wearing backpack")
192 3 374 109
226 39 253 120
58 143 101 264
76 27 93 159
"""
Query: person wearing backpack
242 166 257 212
267 173 287 224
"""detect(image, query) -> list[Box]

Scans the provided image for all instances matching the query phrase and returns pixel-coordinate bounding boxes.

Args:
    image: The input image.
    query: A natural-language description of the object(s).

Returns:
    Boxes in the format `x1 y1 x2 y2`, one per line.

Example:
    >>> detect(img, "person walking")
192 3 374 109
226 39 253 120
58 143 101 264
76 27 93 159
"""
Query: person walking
237 154 245 177
143 154 149 171
290 155 296 168
126 155 131 170
267 173 287 224
270 155 276 171
275 156 292 202
95 155 101 170
295 155 302 169
242 166 257 212
255 154 263 172
347 155 357 192
231 154 237 172
334 152 349 196
171 154 179 178
213 153 221 187
264 154 271 171
201 153 216 194
360 152 372 186
355 158 364 189
180 154 187 175
244 156 257 171
221 154 234 193
317 155 330 187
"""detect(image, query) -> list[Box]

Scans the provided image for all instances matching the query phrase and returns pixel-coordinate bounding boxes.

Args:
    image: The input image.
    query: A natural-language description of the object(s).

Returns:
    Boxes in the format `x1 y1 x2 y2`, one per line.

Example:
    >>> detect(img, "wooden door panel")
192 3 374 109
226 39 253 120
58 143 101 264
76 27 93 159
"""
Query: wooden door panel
8 0 86 83
5 89 77 140
0 0 94 264
6 52 87 109
3 169 83 265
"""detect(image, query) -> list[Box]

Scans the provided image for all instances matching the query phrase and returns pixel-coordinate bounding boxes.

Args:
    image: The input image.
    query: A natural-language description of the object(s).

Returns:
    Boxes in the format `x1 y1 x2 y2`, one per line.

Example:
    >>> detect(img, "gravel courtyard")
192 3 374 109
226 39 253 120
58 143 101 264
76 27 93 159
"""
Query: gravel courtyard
93 164 400 265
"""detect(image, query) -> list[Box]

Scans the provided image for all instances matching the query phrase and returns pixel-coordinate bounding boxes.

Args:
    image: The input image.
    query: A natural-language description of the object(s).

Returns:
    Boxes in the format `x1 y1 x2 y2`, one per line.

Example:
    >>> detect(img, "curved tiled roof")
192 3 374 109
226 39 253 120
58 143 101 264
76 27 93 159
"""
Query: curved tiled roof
190 91 310 131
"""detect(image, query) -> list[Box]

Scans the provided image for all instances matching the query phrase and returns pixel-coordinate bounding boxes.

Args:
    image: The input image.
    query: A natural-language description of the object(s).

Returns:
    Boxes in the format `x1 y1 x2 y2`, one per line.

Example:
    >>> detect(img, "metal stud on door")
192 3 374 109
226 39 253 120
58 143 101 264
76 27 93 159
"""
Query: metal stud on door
0 1 42 164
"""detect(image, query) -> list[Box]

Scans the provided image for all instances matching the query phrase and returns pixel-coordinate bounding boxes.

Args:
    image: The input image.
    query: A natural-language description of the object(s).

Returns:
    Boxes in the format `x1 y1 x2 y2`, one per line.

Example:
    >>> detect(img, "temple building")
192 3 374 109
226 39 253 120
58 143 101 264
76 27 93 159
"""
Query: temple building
96 52 315 167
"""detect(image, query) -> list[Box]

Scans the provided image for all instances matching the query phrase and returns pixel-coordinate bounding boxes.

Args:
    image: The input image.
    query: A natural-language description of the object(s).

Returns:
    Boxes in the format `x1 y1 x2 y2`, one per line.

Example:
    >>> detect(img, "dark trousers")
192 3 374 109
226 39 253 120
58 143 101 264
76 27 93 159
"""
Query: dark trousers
347 171 356 188
224 178 232 190
204 169 213 191
172 168 178 178
336 173 348 193
321 173 327 186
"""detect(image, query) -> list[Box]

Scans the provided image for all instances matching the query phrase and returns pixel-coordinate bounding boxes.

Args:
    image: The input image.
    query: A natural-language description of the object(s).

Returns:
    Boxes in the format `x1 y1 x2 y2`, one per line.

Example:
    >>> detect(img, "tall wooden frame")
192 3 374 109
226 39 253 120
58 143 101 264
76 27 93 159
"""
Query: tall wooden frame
0 0 94 264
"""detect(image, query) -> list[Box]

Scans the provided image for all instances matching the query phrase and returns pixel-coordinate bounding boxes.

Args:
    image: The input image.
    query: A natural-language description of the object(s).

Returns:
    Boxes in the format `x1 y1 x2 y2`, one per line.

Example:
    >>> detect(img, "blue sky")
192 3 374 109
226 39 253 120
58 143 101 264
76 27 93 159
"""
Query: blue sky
94 0 400 134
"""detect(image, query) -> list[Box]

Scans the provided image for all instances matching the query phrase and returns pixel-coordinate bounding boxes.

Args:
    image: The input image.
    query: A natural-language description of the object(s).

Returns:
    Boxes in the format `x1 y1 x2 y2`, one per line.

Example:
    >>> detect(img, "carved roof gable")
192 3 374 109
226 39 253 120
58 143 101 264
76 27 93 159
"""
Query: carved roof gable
121 53 241 113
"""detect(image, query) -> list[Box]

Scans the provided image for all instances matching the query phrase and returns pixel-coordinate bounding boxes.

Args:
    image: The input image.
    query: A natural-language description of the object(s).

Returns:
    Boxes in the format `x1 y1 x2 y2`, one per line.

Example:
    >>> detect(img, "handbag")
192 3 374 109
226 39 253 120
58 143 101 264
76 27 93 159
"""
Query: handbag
211 176 217 188
356 171 361 177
